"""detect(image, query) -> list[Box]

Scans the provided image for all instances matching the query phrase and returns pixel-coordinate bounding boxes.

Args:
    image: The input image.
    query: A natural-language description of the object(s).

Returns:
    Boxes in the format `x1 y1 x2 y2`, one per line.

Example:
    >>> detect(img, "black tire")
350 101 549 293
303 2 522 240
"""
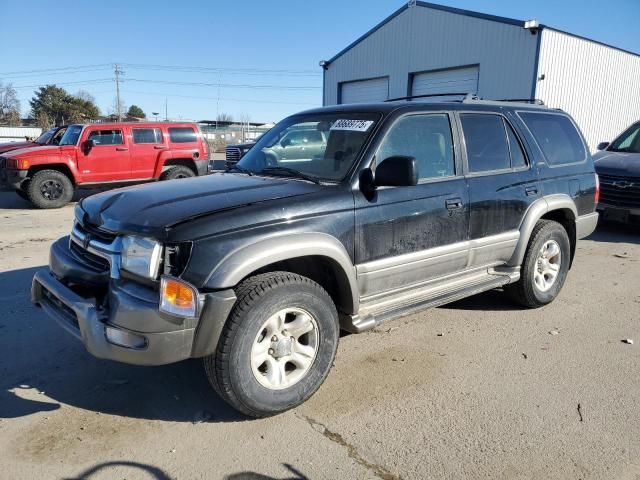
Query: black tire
160 166 196 180
26 170 74 209
506 219 571 308
204 272 339 418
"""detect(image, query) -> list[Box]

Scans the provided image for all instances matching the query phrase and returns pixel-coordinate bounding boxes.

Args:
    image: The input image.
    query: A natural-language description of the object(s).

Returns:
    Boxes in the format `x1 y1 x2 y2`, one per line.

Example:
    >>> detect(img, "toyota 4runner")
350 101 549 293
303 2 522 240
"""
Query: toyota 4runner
32 98 599 417
1 122 209 208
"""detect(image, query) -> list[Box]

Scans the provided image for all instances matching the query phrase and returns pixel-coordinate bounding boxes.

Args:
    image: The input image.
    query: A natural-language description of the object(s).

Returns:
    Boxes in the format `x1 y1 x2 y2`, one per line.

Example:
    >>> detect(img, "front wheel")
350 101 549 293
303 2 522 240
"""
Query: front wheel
506 219 571 308
160 166 196 180
26 170 74 209
204 272 339 417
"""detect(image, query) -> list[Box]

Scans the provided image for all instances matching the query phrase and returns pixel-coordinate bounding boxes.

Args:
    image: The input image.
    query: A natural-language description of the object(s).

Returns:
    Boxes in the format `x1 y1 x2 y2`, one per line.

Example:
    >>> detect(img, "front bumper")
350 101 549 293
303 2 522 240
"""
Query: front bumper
31 237 237 366
1 168 27 190
597 204 640 224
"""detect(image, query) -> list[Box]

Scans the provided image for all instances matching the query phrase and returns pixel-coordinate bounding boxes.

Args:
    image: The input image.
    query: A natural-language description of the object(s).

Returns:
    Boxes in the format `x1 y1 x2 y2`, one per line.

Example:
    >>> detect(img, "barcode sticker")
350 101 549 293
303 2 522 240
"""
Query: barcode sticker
330 119 374 132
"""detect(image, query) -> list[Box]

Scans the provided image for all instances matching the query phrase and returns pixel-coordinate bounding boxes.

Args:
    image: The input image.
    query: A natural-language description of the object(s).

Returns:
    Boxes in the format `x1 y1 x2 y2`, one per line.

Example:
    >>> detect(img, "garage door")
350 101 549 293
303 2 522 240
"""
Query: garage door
411 66 479 97
340 77 389 104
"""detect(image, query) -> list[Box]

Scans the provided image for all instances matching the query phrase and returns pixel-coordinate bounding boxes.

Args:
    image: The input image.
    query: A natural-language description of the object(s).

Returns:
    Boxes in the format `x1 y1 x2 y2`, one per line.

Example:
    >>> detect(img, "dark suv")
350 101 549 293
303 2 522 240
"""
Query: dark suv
32 98 598 417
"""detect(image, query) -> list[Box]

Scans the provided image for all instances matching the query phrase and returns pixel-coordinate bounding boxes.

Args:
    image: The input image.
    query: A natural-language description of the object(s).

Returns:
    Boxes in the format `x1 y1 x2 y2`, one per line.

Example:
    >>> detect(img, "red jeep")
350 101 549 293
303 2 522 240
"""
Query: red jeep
0 122 210 208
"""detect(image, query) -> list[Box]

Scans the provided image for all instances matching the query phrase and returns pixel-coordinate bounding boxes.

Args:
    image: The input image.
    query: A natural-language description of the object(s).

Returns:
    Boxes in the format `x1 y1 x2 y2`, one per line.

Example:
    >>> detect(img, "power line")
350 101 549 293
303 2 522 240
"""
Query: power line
11 78 114 90
125 78 320 90
120 63 320 76
0 64 112 77
120 89 317 106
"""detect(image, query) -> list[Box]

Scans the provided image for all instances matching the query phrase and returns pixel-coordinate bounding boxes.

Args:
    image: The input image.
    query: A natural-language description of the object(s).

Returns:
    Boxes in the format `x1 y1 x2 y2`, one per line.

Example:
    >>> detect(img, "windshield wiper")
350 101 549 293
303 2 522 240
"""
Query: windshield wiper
260 166 320 184
225 164 253 176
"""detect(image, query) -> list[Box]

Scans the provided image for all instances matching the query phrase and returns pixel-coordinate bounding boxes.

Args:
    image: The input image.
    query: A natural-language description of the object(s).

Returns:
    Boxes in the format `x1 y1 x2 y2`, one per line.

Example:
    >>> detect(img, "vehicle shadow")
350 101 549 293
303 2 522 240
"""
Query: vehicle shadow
0 266 245 424
63 461 173 480
225 464 309 480
441 288 521 312
0 188 112 210
587 220 640 245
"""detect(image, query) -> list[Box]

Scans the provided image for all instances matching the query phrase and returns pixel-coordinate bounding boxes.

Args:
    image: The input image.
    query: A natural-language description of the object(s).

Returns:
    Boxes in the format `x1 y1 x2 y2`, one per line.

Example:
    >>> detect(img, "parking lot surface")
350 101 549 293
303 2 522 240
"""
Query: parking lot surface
1 190 639 480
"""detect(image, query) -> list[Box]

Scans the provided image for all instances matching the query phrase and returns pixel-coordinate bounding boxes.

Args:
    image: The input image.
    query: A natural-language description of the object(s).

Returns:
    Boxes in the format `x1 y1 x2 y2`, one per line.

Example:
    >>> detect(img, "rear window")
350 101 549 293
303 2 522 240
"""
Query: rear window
168 127 197 143
518 112 585 165
133 128 162 144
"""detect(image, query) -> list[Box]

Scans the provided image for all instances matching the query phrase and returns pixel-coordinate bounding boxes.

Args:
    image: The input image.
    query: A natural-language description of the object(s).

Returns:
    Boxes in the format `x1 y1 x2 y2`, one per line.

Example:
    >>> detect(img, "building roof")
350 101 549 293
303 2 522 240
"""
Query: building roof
325 1 639 65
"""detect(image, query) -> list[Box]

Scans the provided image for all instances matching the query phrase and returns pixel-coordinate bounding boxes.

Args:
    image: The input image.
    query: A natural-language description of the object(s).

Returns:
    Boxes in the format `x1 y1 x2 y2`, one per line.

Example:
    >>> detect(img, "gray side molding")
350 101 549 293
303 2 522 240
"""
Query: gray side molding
508 194 578 267
204 232 359 313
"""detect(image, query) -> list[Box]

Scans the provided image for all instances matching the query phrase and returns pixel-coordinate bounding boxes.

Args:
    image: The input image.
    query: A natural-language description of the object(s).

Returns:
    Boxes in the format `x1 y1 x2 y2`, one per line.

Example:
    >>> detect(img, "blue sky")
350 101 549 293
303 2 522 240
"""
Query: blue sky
1 0 638 123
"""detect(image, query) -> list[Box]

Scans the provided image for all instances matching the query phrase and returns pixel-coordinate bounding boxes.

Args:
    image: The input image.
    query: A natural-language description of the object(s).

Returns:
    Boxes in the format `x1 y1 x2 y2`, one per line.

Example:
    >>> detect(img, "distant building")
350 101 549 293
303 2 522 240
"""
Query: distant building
321 1 640 150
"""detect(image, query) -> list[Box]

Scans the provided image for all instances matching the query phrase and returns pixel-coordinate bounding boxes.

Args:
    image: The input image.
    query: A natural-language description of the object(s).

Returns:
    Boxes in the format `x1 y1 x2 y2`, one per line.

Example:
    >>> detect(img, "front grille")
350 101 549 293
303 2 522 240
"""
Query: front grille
226 146 241 162
70 241 110 272
599 174 640 209
76 221 117 244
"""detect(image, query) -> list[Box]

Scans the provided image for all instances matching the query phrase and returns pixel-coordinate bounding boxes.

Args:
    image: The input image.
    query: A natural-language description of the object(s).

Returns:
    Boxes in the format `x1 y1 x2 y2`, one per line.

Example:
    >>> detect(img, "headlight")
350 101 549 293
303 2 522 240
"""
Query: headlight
120 236 162 279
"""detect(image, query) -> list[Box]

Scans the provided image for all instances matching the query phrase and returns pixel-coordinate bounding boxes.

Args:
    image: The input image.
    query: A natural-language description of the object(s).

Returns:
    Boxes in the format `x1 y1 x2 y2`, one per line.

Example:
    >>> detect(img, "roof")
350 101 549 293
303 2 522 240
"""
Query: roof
325 1 639 64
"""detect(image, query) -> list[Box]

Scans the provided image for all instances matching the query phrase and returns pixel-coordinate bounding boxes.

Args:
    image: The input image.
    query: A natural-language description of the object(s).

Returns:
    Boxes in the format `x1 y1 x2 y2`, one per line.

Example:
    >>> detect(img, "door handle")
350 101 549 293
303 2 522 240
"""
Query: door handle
445 198 463 210
116 147 128 151
525 186 538 196
154 145 167 150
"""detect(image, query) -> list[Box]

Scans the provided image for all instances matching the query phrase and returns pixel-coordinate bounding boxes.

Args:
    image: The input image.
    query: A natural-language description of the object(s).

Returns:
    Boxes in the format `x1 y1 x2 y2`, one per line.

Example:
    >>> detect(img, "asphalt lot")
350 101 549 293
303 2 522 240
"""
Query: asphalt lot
0 189 639 480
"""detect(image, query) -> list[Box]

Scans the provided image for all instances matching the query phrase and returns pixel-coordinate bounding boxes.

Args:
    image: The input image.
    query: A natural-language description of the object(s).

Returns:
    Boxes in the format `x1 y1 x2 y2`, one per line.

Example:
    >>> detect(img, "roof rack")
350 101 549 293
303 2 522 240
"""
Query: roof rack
385 92 478 102
495 98 545 105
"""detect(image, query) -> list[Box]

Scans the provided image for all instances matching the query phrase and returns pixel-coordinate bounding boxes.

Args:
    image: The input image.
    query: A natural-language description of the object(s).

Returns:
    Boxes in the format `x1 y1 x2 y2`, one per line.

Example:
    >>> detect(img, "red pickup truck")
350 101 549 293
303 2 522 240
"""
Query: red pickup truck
1 122 209 208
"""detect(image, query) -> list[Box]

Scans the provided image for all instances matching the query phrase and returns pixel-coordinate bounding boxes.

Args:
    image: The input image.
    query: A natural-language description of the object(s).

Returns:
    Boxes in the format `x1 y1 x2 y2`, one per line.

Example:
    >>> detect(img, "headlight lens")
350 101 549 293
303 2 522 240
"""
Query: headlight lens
120 236 162 279
160 276 198 317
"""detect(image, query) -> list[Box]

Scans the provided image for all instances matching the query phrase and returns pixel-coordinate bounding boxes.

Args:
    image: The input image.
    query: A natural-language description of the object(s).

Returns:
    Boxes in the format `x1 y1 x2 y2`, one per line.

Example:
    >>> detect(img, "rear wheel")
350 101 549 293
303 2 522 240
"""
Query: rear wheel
160 166 195 180
26 170 74 209
506 219 571 308
204 272 339 417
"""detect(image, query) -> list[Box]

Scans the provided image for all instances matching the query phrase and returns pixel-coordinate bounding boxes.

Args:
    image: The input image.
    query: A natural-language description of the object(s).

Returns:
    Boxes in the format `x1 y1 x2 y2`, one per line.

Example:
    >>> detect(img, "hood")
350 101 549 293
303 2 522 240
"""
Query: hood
0 141 37 154
3 145 62 158
593 150 640 177
78 173 325 238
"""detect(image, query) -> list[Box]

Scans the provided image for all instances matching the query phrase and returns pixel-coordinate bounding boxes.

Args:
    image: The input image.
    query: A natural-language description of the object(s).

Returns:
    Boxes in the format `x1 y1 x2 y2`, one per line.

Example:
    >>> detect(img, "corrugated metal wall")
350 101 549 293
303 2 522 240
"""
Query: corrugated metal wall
0 127 42 142
324 5 538 105
535 29 640 152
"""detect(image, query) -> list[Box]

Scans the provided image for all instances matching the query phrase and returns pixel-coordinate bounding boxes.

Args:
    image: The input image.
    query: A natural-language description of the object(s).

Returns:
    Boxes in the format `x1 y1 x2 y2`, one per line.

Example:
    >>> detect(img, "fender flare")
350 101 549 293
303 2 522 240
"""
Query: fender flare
203 232 359 314
507 194 577 267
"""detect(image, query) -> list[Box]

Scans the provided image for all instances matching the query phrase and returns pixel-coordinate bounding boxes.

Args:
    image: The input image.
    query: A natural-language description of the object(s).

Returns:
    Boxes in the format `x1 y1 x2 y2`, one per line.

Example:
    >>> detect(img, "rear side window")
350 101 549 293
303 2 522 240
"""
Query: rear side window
133 128 162 144
460 114 510 172
88 129 123 145
168 127 197 143
518 112 586 165
505 122 527 168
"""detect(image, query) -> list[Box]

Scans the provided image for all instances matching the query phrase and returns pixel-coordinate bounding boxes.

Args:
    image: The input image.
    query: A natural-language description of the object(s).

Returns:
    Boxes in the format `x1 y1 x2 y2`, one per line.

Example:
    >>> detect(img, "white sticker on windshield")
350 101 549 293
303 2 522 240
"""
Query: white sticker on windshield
330 119 374 132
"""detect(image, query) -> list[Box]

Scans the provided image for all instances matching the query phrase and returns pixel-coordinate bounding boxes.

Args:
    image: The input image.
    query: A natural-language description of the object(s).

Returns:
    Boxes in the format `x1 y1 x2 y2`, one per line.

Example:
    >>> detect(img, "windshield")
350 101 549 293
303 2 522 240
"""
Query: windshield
609 124 640 153
35 128 56 145
59 125 83 146
236 113 380 182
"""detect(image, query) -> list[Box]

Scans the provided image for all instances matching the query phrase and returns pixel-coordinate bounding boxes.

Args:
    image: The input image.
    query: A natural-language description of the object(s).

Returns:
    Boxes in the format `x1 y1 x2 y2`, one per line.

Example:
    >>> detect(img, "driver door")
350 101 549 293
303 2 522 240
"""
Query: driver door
78 127 131 183
354 112 469 298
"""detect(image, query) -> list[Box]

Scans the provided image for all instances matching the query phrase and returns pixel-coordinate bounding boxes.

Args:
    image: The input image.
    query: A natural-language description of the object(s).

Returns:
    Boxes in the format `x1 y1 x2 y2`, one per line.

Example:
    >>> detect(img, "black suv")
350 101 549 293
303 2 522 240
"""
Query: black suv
32 98 599 417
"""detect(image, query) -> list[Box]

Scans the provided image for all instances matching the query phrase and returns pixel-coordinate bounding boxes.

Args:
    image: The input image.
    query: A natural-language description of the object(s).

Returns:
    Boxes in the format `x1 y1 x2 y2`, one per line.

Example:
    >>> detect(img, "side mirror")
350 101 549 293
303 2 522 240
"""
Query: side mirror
83 139 95 154
597 142 610 151
280 138 291 148
375 156 418 187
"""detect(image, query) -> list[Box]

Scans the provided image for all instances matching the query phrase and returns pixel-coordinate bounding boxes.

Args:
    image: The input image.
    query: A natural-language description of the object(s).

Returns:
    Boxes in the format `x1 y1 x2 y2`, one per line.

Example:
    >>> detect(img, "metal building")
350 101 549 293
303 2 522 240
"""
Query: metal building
321 1 640 151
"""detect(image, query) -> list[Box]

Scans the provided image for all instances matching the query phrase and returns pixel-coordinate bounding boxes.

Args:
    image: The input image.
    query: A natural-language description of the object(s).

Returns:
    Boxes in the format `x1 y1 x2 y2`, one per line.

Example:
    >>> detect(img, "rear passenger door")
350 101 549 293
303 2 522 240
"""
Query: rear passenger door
354 112 469 298
130 127 165 179
458 111 539 267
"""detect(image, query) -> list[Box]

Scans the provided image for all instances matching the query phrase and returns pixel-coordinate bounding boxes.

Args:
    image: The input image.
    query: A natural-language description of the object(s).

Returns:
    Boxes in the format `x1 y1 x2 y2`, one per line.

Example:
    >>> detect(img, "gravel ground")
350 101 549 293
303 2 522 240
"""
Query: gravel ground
0 189 639 480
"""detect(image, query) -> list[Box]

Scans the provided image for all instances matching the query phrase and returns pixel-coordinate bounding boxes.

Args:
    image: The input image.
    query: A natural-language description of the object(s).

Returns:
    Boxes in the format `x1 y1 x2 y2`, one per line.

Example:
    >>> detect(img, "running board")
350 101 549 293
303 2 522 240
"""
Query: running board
341 267 520 333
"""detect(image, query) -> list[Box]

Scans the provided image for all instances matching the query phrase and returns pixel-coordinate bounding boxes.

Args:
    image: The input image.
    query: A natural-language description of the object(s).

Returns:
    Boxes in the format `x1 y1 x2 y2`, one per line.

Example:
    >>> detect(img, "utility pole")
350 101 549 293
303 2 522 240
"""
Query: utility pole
165 97 168 121
114 64 124 122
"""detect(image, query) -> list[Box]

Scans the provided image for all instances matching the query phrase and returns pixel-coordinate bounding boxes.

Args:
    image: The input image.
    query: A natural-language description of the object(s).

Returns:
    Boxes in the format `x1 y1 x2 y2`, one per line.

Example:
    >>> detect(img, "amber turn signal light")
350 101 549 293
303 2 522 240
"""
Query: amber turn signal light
160 276 198 317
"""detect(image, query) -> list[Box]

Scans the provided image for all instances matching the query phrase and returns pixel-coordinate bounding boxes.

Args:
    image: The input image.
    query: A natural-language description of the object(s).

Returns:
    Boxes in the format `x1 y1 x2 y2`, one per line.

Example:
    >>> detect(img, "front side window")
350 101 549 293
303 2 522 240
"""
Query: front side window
35 128 56 145
518 112 586 165
461 114 510 172
609 124 640 153
59 125 83 146
169 127 197 143
237 113 380 182
88 129 123 145
377 114 455 180
133 128 163 144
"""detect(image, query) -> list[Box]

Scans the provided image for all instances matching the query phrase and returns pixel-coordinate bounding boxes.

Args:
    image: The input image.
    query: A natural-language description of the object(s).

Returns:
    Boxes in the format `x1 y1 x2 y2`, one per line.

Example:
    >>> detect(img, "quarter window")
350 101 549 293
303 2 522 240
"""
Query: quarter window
133 128 163 144
518 112 586 165
88 129 123 145
377 114 455 180
505 122 527 168
460 114 510 172
168 127 197 143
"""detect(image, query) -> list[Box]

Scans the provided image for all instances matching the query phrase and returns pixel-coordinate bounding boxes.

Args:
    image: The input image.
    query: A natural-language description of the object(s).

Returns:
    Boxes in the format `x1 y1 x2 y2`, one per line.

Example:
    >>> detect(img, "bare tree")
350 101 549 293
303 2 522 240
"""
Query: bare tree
109 97 127 121
238 112 251 142
35 111 52 129
216 112 233 123
75 89 96 104
0 82 21 126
